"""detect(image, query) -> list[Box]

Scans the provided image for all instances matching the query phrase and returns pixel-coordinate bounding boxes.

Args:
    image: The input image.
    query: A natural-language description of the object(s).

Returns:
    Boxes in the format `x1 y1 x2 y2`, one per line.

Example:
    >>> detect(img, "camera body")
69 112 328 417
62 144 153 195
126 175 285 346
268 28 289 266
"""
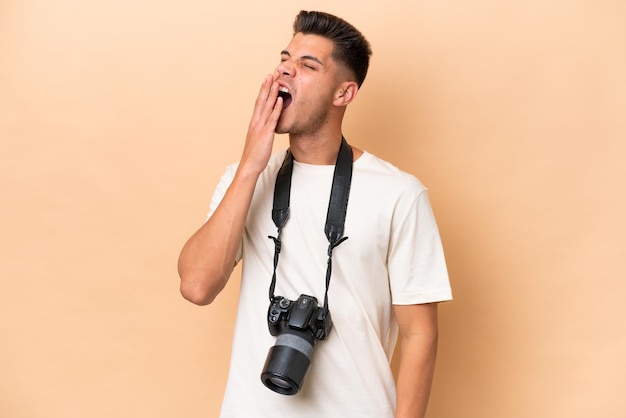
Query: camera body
267 294 332 340
261 294 332 395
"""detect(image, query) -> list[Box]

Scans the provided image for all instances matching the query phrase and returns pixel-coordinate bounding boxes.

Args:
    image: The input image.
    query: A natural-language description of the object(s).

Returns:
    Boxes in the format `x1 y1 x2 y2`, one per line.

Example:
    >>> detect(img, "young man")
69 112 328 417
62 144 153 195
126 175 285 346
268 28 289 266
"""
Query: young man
178 10 452 418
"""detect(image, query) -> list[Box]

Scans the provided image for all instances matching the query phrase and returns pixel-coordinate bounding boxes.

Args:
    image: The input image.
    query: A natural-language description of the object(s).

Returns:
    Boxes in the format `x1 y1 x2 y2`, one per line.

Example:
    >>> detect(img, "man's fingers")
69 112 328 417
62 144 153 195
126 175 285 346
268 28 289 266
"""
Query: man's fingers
264 80 280 119
269 96 283 125
251 75 272 119
252 75 280 123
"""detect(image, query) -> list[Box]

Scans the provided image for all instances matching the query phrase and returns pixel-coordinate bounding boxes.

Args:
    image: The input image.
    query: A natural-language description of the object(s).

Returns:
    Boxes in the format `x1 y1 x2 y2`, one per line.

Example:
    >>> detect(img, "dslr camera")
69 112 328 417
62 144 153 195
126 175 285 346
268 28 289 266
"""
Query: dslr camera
260 294 332 395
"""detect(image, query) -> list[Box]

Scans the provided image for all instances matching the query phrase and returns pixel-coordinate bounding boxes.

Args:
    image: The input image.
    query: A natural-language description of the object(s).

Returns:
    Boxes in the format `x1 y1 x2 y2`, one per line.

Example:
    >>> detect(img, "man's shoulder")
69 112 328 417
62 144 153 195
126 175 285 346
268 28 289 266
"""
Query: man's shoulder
356 151 426 194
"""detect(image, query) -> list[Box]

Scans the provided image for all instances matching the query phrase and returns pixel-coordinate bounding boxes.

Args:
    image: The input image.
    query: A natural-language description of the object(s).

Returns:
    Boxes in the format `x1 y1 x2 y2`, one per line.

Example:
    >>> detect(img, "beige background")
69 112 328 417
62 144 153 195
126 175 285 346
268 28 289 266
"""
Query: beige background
1 0 625 417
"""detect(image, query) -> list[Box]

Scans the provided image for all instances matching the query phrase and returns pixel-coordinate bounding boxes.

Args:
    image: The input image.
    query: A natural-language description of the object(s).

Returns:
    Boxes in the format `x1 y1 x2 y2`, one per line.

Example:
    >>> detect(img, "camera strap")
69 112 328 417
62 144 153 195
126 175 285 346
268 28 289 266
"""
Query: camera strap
268 137 353 316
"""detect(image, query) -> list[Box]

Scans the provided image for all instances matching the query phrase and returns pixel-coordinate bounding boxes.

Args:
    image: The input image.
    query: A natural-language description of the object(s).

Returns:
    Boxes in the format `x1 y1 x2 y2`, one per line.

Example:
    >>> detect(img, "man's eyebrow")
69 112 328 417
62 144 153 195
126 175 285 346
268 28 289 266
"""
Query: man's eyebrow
280 50 324 66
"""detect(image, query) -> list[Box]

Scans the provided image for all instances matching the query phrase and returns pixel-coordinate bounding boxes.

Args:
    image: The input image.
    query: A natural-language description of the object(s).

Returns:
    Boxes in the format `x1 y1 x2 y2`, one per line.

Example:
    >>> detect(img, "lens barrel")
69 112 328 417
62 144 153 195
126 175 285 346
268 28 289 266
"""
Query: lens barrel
261 328 315 395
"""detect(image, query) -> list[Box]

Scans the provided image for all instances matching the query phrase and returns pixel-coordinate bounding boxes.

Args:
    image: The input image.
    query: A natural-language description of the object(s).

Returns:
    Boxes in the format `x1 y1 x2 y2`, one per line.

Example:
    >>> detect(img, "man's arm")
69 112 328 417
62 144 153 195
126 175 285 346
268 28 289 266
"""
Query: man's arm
177 74 283 305
393 302 439 418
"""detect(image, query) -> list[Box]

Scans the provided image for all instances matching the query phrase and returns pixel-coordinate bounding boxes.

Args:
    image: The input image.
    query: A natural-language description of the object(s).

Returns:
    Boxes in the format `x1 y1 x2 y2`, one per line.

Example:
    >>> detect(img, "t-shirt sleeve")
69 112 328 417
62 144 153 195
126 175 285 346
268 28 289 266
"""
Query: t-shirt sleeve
388 188 452 305
206 163 243 263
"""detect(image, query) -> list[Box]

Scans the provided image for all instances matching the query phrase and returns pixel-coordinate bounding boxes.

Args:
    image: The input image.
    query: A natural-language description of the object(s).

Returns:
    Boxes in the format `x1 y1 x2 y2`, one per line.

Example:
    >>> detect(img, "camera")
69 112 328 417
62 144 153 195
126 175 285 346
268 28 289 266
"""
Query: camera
260 294 332 395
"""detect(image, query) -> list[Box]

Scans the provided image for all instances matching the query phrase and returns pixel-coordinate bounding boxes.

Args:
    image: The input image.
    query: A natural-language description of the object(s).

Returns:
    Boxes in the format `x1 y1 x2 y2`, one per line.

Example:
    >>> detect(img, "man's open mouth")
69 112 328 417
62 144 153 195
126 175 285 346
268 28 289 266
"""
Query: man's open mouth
278 86 292 109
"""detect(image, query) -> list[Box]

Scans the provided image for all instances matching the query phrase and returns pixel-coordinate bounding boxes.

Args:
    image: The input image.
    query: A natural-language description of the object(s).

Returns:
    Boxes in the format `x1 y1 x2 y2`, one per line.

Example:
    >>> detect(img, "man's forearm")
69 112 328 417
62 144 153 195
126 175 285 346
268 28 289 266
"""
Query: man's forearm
395 332 438 418
177 169 258 305
393 303 439 418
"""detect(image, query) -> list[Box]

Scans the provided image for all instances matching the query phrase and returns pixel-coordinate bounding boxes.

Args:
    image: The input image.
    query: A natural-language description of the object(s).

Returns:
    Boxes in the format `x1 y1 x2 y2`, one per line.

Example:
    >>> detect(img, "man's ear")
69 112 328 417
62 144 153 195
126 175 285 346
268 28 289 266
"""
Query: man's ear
333 81 359 107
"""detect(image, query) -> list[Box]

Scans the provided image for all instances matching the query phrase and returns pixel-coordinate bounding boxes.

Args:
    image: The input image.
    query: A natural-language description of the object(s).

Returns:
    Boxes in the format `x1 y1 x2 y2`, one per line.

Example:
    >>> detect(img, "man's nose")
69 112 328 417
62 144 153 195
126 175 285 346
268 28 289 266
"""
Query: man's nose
277 59 295 77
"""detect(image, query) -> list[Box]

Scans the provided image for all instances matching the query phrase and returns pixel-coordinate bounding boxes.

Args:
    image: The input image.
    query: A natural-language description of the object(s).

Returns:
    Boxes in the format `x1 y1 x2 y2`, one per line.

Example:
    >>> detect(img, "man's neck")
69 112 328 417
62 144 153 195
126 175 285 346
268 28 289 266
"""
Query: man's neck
288 133 344 165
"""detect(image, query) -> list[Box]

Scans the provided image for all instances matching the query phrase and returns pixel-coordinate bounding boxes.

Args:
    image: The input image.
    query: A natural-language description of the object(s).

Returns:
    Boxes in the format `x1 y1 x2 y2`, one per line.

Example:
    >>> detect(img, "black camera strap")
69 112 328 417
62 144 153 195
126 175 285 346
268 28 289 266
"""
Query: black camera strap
268 137 353 317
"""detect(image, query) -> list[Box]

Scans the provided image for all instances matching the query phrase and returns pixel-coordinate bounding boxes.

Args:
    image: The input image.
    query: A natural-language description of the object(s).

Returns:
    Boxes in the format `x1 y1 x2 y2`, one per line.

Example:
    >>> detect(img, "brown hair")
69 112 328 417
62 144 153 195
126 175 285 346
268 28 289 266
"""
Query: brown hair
293 10 372 87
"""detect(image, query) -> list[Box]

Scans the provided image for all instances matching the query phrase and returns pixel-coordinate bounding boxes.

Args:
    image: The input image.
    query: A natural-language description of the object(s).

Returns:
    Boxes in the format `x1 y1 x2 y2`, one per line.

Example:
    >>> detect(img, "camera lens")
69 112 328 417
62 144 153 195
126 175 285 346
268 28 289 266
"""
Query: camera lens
267 376 292 390
261 328 315 395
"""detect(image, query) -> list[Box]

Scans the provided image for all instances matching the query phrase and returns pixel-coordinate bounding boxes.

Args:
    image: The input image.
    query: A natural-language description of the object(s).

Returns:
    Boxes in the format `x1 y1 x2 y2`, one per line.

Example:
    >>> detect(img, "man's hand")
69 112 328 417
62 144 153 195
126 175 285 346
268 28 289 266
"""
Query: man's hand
239 74 284 177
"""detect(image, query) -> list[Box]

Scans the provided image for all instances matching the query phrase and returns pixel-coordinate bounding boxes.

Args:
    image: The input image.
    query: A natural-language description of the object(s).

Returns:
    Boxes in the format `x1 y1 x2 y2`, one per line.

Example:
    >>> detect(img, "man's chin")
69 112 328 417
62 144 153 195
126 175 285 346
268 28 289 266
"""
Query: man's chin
274 121 290 134
274 127 288 134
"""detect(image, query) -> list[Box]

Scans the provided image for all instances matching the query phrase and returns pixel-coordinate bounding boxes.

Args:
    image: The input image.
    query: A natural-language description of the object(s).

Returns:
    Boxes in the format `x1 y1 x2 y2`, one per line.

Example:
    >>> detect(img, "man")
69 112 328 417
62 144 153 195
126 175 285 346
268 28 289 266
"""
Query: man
178 10 452 418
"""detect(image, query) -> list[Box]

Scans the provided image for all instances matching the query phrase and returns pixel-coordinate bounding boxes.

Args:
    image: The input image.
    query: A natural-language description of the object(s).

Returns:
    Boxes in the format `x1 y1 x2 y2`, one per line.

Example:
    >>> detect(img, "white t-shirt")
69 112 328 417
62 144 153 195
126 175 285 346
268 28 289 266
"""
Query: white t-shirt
210 150 452 418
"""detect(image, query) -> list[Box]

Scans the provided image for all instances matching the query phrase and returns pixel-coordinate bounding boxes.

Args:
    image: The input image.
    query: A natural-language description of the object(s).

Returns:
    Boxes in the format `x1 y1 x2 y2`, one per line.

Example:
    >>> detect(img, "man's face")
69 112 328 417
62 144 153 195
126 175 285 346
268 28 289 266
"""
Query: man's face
273 33 345 136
